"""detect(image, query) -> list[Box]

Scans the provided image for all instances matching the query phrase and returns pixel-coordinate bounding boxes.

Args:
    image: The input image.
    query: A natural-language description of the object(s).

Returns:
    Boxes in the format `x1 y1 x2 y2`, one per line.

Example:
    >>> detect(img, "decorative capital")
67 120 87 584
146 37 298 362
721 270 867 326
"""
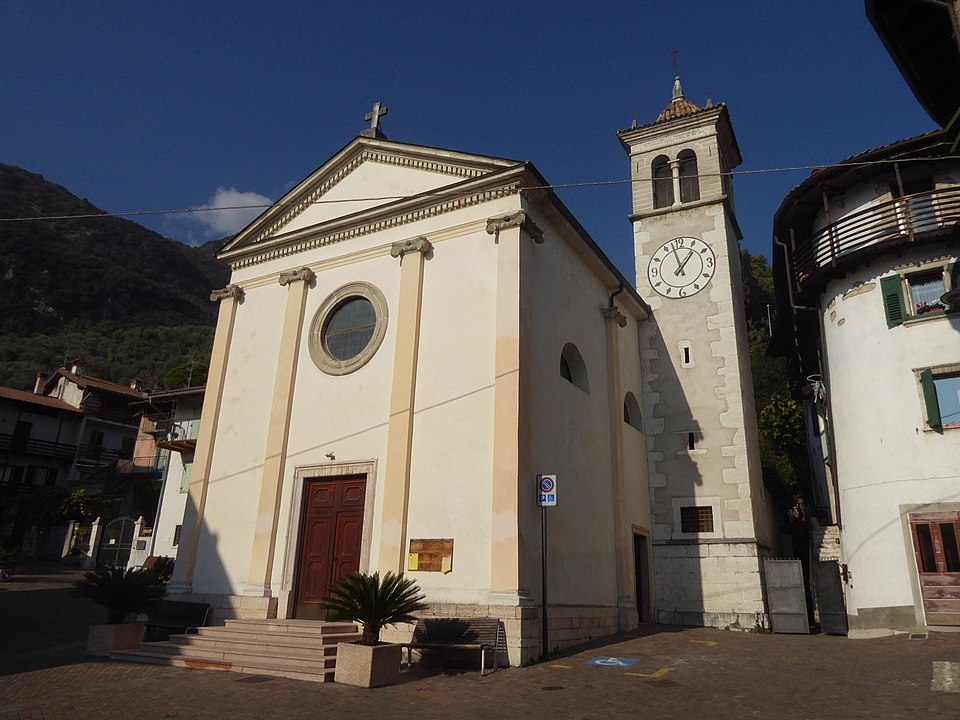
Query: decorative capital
390 236 433 259
485 210 544 243
278 267 316 286
210 284 244 302
601 306 628 327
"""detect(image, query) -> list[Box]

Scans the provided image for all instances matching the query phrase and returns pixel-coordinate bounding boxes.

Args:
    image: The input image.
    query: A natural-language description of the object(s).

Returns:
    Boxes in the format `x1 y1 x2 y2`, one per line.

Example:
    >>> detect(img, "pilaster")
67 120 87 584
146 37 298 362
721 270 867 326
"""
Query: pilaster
378 237 432 574
245 269 314 596
169 284 244 593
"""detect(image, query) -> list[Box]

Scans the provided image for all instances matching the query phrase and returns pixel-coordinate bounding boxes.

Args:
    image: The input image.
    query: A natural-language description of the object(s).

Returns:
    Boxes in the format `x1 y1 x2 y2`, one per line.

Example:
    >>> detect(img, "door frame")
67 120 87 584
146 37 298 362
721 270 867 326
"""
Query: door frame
632 525 653 625
902 502 960 627
279 459 377 619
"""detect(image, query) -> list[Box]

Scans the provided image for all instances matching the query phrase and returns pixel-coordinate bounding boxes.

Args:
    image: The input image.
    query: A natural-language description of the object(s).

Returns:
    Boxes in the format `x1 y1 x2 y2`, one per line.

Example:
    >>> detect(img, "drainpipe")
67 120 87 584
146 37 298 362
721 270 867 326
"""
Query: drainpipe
608 285 628 327
773 234 842 530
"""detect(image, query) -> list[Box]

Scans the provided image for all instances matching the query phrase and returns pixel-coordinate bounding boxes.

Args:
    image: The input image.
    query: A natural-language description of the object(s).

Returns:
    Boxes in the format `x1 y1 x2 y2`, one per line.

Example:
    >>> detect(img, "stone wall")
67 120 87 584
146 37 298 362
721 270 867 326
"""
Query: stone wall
653 540 766 629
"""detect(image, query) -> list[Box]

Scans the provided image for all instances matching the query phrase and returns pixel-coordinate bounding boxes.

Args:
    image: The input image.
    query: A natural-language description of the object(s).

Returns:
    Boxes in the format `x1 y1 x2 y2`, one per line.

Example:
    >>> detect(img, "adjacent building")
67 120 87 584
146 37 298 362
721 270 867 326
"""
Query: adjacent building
768 0 960 632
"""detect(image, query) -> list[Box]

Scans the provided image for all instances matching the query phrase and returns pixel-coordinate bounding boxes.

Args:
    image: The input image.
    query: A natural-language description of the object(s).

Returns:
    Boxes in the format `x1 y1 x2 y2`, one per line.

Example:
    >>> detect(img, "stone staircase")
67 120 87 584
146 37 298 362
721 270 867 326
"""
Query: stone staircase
111 618 362 682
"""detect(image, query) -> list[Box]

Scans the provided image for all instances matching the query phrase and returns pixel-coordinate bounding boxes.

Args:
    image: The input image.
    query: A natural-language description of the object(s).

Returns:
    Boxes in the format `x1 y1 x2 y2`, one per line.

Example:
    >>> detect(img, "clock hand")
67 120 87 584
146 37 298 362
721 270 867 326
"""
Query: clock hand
676 248 696 275
671 247 685 276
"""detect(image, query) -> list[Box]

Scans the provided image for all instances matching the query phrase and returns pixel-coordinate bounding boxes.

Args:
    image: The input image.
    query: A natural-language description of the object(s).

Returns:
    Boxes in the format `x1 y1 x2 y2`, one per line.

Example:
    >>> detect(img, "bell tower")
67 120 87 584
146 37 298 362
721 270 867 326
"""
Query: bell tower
618 78 772 628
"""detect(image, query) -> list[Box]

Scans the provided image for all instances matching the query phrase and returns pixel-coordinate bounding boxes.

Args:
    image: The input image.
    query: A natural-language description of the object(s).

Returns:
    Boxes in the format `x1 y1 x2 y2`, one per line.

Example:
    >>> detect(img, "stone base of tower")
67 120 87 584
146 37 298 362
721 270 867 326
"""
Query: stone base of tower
653 541 768 630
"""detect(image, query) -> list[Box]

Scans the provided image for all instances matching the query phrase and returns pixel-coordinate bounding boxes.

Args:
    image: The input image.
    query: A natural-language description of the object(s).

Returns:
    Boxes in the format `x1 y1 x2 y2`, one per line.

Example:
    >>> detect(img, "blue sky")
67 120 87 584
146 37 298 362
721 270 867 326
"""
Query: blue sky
0 2 934 278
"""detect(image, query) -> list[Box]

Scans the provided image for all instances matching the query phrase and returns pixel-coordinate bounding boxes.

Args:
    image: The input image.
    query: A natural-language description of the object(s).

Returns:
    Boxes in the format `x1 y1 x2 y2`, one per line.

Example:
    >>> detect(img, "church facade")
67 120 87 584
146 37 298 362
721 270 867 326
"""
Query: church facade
170 88 772 664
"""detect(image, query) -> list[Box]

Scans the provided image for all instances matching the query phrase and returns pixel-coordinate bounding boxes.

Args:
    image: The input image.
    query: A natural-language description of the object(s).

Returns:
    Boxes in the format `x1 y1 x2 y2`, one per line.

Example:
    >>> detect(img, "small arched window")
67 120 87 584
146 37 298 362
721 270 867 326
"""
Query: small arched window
651 155 674 209
623 392 642 431
559 343 589 393
678 150 700 203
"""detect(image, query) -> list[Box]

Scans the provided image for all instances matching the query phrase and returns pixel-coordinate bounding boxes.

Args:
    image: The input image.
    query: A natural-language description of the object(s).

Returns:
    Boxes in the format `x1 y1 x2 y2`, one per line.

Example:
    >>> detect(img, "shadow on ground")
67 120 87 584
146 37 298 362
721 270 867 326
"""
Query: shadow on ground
0 561 104 675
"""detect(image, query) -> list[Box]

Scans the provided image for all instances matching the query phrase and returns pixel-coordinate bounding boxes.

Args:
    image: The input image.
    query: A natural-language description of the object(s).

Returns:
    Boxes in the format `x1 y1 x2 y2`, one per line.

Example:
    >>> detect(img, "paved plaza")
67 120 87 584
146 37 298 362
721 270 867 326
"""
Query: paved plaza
2 564 959 719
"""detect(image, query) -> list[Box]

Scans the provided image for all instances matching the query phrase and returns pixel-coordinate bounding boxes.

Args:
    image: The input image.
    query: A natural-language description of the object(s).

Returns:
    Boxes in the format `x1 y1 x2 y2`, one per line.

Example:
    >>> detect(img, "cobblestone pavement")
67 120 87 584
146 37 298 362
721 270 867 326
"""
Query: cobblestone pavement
3 565 959 719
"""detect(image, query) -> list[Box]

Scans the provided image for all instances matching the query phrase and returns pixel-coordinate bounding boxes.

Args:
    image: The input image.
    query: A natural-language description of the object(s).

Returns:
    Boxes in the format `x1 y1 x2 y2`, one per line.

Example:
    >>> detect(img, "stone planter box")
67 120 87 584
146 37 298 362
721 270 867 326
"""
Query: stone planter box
86 623 145 657
334 642 402 688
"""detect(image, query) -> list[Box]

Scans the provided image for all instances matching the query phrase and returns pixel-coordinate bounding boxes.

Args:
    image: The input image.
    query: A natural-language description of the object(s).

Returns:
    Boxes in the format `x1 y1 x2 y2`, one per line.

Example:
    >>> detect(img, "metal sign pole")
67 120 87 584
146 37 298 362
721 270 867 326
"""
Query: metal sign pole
541 503 548 660
536 473 556 662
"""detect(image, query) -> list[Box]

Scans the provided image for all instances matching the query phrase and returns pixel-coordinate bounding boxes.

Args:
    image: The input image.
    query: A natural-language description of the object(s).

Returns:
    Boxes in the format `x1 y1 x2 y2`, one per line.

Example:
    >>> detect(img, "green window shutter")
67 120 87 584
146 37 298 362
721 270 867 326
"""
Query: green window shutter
920 369 942 428
880 275 906 327
948 261 959 292
179 461 193 493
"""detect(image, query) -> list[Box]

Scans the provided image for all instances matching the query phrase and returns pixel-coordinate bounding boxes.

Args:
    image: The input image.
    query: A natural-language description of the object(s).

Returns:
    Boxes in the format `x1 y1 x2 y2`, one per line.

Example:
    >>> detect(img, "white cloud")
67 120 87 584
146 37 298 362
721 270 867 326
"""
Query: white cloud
190 187 273 240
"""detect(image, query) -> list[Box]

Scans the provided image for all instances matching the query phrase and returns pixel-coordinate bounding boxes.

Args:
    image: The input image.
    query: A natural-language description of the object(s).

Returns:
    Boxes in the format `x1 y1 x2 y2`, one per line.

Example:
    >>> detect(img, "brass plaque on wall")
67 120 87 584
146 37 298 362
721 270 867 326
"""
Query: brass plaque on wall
408 538 453 573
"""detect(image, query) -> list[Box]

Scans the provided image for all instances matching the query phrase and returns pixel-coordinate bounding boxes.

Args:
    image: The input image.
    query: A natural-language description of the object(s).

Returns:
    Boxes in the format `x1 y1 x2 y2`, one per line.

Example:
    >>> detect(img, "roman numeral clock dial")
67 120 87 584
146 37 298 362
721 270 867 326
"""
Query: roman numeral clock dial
647 236 716 298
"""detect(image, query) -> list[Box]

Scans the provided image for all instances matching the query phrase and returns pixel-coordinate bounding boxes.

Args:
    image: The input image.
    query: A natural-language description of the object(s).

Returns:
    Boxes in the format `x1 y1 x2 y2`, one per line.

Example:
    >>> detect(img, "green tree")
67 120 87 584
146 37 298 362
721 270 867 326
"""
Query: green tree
740 250 809 497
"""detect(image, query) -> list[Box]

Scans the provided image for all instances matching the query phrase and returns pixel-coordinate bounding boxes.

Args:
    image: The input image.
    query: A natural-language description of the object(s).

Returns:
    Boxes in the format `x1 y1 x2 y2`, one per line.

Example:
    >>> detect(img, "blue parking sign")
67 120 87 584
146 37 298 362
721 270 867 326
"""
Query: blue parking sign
537 474 557 507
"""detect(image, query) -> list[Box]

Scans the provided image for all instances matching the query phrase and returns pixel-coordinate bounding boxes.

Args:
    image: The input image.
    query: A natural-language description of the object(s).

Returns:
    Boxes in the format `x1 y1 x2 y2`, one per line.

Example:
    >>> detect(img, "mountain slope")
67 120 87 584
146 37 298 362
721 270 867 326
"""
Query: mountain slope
0 164 231 389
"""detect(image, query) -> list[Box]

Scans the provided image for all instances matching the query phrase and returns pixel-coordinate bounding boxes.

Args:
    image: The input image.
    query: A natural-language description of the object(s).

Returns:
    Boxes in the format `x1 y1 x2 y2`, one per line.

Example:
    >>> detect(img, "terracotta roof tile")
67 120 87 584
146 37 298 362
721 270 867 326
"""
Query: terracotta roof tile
54 370 145 399
0 386 82 412
655 97 702 123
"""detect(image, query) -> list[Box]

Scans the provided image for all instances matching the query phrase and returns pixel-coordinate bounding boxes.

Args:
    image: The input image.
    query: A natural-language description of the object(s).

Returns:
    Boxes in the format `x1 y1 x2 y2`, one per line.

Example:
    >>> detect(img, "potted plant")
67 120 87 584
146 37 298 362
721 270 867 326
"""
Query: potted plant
321 571 427 688
72 567 166 656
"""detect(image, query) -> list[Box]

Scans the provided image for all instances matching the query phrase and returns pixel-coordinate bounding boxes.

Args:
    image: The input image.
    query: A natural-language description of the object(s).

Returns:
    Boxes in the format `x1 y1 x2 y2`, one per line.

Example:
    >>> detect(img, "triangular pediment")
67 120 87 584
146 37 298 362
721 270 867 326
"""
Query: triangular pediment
221 136 518 256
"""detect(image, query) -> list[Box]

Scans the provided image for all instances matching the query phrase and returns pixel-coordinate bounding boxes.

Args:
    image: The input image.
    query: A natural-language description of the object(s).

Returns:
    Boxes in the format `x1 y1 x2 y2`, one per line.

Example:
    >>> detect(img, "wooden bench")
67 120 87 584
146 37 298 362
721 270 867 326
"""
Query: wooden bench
144 600 210 641
404 618 506 675
140 556 175 579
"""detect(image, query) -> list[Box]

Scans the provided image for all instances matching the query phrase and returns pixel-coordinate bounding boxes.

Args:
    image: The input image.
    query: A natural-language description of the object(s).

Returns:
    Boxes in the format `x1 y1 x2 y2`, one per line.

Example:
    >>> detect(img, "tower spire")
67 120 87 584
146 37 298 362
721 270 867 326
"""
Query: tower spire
672 75 685 102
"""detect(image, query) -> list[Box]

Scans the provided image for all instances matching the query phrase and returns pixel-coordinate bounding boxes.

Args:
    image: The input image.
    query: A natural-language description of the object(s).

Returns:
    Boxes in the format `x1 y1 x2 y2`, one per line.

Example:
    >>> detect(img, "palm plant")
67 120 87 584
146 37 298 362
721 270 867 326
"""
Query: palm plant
321 571 427 645
72 567 166 624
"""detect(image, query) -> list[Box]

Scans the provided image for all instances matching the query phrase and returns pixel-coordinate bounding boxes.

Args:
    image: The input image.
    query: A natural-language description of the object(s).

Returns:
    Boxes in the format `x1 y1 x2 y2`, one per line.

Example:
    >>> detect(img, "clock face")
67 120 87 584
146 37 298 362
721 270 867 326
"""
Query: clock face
647 237 716 298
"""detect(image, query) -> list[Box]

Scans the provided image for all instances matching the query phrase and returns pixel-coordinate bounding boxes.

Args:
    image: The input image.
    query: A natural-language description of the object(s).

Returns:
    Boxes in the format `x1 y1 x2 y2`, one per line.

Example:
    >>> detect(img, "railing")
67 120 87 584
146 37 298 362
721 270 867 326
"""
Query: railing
76 444 133 464
153 417 200 442
0 433 78 459
116 454 167 474
792 186 960 292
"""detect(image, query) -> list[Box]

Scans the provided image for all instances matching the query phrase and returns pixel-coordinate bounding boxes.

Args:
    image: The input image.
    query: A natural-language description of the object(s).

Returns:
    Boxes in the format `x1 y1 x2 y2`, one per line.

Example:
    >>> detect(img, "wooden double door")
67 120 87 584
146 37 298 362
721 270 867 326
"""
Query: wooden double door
910 512 960 626
293 475 366 620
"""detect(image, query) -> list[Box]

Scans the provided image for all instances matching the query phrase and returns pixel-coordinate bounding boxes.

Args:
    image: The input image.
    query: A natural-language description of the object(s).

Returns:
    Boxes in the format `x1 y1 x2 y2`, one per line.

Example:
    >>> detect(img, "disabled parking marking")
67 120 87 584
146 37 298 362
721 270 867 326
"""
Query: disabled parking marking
625 667 672 679
932 662 960 693
587 656 640 667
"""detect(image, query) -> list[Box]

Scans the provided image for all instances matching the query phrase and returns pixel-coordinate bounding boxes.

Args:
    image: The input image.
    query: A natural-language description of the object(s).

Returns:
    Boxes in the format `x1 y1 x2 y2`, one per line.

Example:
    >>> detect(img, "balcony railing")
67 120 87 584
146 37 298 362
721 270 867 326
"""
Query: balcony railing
792 186 960 294
0 432 78 459
153 417 200 452
116 454 167 474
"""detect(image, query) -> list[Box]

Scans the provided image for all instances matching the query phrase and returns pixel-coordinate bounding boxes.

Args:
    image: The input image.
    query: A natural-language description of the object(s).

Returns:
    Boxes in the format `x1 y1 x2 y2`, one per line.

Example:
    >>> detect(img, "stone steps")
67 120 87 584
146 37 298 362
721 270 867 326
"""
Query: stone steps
111 618 362 683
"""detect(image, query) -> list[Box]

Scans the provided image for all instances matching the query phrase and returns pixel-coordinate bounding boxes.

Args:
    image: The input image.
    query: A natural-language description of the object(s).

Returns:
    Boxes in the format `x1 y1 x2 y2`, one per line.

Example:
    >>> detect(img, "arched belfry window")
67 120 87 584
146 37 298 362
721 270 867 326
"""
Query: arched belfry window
652 155 674 209
678 149 700 203
559 343 589 393
623 392 642 431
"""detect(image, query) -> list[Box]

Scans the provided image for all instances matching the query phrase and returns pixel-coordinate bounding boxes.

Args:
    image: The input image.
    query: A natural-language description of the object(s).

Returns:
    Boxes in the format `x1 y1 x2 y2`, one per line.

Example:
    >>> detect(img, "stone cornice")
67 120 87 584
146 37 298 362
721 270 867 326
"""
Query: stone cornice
390 236 433 259
601 306 628 327
278 267 316 286
209 284 244 302
246 149 489 250
226 181 521 271
485 209 545 243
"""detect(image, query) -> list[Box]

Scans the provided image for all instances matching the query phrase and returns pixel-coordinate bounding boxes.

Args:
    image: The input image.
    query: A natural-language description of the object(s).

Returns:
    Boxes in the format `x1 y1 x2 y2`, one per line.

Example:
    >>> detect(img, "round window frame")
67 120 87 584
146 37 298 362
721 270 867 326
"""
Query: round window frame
309 282 388 376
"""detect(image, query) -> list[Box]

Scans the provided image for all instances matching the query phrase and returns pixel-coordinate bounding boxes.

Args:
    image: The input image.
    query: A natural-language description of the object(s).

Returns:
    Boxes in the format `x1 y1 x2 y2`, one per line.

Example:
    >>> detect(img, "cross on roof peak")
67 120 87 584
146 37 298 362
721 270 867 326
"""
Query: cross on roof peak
360 101 389 138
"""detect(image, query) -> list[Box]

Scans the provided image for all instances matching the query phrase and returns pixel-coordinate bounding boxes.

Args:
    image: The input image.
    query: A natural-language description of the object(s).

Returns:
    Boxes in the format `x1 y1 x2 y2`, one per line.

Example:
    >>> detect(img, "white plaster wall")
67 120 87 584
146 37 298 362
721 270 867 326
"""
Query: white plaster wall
521 205 635 608
152 450 189 559
820 244 960 616
262 195 517 600
404 225 498 600
193 282 286 595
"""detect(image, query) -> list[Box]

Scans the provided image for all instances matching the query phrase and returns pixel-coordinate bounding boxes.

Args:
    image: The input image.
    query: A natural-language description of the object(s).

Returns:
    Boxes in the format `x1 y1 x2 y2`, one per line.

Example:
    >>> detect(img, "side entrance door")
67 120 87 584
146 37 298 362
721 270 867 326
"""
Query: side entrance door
293 475 365 620
910 512 960 626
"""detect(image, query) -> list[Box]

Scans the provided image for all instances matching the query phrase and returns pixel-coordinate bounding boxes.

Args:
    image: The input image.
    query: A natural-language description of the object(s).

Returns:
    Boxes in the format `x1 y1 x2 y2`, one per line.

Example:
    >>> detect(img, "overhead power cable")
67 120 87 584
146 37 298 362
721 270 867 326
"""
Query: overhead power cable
0 154 955 224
